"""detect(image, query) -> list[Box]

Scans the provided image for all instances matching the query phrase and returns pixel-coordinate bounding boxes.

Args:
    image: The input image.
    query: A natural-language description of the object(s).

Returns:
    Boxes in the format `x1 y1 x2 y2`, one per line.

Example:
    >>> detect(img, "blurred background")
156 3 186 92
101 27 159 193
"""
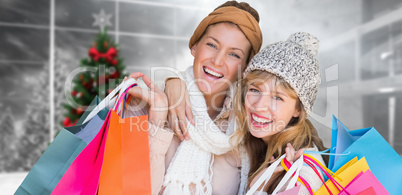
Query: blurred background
0 0 401 192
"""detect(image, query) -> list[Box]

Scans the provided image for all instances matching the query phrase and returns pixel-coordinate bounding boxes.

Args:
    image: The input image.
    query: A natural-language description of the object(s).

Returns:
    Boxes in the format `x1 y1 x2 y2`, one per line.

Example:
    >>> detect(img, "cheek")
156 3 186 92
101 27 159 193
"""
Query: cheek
273 119 288 132
193 66 201 80
193 47 208 64
245 94 258 111
244 95 252 109
275 105 296 123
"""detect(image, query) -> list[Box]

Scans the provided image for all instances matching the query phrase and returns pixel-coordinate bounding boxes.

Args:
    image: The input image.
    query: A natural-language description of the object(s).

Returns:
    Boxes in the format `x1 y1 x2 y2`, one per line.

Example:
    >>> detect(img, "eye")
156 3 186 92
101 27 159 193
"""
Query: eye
207 43 216 49
249 88 260 94
229 53 241 59
273 96 283 101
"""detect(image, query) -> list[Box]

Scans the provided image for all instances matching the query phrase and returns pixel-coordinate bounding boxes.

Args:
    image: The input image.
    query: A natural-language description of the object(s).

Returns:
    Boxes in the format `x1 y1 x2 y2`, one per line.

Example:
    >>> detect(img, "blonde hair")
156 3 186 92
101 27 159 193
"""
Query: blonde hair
231 70 327 193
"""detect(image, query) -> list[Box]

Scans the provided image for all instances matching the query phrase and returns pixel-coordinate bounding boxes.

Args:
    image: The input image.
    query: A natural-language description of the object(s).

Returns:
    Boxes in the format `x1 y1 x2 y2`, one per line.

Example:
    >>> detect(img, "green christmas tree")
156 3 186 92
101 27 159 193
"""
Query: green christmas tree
63 28 127 127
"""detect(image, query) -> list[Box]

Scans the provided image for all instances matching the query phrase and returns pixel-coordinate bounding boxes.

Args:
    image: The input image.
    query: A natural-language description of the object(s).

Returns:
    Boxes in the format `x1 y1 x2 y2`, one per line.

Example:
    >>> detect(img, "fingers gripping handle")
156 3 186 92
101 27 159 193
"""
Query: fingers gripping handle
82 78 137 124
246 154 287 195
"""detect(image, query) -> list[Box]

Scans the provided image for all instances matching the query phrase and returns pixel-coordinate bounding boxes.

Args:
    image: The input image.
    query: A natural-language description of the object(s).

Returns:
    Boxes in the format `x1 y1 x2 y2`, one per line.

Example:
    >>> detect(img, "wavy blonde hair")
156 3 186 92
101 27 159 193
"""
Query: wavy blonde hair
231 70 327 193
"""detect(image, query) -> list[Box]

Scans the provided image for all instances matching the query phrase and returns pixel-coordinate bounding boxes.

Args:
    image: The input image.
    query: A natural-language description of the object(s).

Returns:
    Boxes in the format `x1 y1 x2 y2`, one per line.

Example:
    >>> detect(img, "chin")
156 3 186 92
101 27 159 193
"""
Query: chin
248 125 268 137
198 83 228 96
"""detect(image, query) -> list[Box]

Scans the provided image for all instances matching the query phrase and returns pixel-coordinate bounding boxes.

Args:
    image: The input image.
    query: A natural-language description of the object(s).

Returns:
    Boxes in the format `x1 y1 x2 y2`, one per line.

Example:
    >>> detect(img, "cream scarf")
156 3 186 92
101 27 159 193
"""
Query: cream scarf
162 67 249 195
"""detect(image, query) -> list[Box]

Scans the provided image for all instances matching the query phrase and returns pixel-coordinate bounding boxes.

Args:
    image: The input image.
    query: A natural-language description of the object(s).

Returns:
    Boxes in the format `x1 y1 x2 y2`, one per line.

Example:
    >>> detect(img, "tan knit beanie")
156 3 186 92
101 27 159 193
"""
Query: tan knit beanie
189 6 262 61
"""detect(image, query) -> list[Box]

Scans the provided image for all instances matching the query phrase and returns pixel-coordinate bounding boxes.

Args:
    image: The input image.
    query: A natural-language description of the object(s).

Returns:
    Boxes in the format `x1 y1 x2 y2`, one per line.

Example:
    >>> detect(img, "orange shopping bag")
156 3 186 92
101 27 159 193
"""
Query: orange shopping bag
98 94 151 194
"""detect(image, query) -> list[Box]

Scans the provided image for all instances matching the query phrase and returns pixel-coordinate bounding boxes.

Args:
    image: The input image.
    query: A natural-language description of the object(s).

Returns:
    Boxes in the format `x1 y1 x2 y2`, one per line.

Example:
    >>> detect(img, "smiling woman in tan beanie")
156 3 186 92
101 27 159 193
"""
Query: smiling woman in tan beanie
150 1 264 195
126 1 263 194
168 0 262 141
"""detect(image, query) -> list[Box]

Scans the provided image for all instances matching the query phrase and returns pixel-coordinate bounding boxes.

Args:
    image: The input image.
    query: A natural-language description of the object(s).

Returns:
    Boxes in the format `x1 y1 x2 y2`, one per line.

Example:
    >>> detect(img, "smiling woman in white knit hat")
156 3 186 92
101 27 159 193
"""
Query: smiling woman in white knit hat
231 32 328 194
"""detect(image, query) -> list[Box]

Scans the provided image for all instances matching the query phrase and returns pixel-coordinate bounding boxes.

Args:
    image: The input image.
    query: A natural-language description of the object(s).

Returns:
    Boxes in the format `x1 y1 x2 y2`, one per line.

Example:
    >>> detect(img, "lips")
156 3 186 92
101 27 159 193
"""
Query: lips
203 66 224 79
250 113 273 128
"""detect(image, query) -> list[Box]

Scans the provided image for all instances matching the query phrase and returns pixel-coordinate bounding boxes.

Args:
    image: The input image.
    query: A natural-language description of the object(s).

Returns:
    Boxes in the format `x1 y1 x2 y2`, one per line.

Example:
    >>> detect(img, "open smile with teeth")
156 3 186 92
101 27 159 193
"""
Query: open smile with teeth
251 114 273 125
203 66 223 78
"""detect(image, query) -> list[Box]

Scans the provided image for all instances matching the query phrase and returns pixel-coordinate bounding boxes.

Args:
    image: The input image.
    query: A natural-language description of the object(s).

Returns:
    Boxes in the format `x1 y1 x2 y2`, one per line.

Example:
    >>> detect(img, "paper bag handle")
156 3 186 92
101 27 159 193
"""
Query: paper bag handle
82 78 137 124
246 154 302 195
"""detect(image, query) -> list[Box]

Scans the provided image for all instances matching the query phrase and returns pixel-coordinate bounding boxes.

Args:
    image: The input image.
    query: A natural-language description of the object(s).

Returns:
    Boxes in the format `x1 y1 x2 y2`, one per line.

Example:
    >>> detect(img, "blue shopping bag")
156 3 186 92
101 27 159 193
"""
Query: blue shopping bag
329 116 402 195
15 97 108 195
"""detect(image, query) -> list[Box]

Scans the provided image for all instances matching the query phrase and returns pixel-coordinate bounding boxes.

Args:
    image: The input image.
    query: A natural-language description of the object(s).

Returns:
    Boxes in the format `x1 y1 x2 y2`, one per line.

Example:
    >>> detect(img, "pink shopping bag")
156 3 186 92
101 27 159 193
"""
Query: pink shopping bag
338 170 389 195
355 187 376 195
51 110 112 195
277 185 301 195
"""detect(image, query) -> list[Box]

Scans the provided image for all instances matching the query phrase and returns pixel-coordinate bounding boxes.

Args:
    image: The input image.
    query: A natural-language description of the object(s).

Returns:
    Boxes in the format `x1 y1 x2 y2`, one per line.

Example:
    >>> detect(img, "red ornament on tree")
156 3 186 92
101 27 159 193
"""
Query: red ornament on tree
110 71 120 79
63 117 74 127
76 107 85 115
71 90 77 96
84 80 93 89
104 41 108 48
88 47 118 65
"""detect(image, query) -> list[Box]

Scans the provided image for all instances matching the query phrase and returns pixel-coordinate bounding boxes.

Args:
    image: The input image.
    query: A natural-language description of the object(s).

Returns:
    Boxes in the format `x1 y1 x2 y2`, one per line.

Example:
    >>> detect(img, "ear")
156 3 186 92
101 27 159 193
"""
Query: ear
292 108 300 118
190 45 197 57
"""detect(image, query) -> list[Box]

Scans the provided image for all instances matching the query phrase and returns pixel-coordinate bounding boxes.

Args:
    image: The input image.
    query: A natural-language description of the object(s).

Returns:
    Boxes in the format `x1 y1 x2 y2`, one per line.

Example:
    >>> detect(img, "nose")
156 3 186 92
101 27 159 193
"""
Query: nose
250 93 276 113
211 50 225 67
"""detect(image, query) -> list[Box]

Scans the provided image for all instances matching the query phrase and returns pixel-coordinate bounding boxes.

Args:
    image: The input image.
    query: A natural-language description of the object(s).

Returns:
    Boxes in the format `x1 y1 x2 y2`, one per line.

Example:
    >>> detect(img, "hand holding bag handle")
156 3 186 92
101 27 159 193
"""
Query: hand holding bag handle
246 154 285 195
271 155 304 194
83 78 137 124
246 154 303 195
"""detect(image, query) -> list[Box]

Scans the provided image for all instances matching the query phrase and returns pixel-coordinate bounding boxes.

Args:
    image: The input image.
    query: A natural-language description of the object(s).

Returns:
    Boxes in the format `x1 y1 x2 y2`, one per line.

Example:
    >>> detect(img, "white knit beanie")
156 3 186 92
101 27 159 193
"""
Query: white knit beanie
244 32 321 115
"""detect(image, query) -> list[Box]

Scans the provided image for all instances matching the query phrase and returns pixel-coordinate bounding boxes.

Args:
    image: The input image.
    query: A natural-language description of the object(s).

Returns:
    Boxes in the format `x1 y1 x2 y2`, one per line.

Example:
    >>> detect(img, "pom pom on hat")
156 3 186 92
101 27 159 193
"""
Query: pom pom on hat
287 32 319 57
244 32 321 115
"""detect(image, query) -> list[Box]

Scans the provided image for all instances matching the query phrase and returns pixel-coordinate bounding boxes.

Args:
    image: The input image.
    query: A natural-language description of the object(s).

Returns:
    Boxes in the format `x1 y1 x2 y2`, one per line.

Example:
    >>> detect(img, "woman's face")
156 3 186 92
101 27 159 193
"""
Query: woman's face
191 22 251 96
244 78 300 143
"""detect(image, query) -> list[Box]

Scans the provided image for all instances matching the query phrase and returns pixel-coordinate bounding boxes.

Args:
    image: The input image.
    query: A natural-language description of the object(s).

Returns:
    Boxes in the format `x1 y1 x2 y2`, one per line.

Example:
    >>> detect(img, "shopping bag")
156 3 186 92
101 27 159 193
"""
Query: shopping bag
246 154 304 195
276 185 301 195
15 97 107 195
338 170 389 195
51 111 111 195
51 79 138 195
355 187 376 195
98 94 151 194
315 157 389 195
316 157 367 194
329 116 402 194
